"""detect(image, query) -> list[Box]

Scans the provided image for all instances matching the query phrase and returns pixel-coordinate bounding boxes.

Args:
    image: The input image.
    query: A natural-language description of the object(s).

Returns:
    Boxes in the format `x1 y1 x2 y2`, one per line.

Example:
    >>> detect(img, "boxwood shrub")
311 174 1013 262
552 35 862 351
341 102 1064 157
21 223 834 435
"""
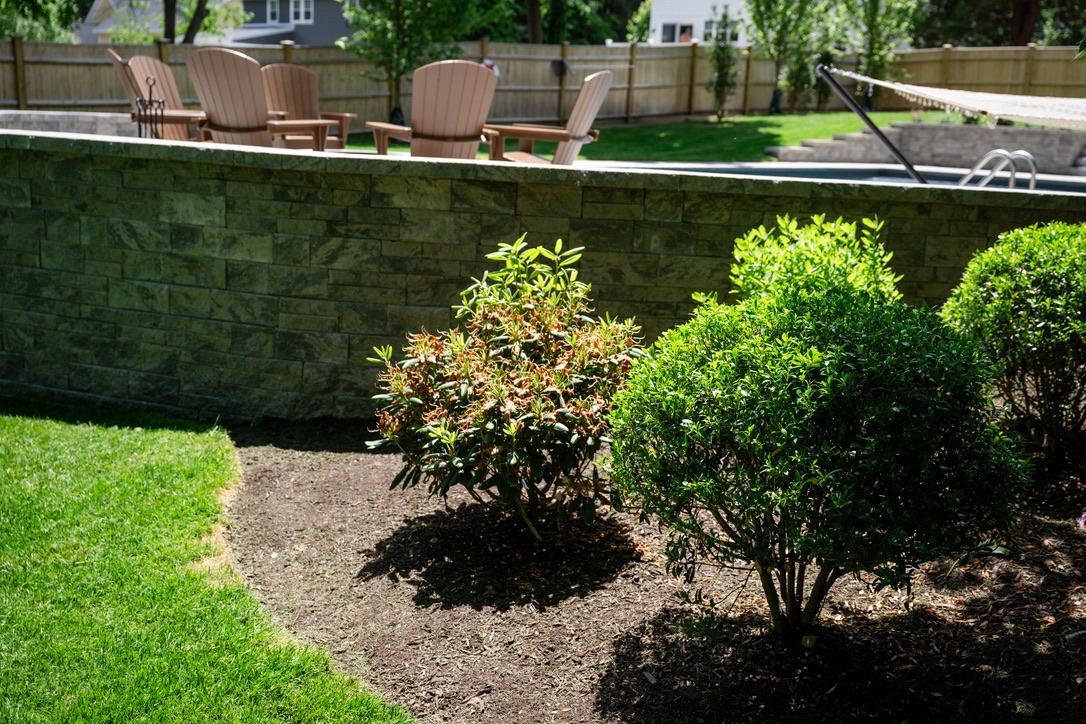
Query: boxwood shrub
609 218 1023 642
941 221 1086 472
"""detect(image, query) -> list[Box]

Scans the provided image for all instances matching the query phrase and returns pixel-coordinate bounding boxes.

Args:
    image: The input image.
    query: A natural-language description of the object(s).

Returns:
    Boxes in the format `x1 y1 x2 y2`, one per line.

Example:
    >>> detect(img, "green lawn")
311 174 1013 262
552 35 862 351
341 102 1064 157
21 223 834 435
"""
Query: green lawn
0 403 409 723
346 110 960 162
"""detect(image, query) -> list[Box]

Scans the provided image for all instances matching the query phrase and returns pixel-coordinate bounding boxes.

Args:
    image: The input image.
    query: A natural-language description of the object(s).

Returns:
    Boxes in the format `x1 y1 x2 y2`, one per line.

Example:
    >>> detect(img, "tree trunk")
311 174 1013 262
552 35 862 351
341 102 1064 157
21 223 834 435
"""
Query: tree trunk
526 0 543 44
163 0 177 42
1010 0 1041 46
180 0 210 44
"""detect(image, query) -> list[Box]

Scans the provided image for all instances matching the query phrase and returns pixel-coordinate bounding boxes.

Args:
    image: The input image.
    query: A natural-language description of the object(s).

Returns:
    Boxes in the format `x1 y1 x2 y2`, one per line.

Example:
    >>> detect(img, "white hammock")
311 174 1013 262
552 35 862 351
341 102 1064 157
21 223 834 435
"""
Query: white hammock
830 67 1086 131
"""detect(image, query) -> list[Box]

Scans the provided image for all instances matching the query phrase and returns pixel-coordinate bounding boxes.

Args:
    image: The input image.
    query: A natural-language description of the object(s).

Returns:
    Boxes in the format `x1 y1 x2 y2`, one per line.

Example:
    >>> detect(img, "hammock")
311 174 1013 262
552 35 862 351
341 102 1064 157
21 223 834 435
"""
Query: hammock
830 67 1086 131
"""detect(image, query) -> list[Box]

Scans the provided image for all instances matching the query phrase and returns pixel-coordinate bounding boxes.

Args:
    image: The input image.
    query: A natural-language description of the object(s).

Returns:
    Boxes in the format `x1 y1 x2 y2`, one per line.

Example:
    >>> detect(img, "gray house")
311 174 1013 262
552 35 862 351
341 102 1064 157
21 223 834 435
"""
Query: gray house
78 0 351 46
235 0 351 45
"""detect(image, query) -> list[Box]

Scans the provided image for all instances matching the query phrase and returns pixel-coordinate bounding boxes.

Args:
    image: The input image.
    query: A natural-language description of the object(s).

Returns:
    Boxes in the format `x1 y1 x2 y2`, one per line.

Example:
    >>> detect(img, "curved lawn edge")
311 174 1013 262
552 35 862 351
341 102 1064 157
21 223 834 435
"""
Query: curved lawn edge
0 401 410 723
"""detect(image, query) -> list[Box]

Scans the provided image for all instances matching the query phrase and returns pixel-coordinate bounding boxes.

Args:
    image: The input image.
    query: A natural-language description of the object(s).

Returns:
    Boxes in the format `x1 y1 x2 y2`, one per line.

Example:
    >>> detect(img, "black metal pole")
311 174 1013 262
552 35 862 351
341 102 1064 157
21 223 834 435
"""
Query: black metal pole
816 64 927 184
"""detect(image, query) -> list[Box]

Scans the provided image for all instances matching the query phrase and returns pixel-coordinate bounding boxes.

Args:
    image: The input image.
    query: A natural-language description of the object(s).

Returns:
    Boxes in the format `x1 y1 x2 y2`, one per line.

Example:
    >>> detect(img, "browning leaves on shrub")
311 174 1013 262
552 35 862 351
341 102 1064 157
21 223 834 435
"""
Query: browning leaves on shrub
371 236 640 541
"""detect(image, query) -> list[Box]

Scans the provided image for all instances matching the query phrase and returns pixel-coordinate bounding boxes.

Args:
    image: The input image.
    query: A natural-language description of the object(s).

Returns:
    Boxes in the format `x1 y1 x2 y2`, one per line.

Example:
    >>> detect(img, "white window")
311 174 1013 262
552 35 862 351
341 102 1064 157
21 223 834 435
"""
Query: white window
704 20 715 40
267 0 279 23
661 23 676 42
292 0 313 23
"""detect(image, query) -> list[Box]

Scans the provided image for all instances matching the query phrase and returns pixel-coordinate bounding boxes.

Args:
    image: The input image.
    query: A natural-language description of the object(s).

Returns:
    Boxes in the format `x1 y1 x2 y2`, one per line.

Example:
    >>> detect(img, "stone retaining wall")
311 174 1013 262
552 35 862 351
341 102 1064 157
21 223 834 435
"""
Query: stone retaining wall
0 111 136 138
771 123 1086 175
2 130 1084 421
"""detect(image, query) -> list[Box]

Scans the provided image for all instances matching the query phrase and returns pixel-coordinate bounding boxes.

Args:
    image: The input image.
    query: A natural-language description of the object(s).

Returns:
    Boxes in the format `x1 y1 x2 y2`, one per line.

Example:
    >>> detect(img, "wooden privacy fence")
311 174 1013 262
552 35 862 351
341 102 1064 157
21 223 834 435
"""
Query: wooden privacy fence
2 36 1085 124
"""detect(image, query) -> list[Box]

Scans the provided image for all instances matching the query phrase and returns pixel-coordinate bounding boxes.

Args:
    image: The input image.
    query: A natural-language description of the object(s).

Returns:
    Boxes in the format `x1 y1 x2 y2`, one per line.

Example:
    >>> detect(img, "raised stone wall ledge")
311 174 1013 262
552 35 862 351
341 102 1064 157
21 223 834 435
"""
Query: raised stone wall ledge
3 129 1085 421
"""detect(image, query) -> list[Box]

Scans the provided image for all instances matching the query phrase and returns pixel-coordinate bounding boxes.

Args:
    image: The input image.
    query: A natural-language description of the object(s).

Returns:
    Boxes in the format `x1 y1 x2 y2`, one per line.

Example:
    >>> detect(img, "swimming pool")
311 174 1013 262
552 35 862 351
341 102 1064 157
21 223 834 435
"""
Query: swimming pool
579 160 1086 196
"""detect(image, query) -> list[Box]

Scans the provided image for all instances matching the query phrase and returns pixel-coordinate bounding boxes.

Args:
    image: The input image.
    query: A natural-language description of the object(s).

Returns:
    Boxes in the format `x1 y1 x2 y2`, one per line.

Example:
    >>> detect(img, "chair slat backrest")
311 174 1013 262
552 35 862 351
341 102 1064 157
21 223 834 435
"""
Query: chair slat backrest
106 49 138 110
409 60 498 159
127 54 190 141
552 70 612 166
262 63 320 119
187 48 273 147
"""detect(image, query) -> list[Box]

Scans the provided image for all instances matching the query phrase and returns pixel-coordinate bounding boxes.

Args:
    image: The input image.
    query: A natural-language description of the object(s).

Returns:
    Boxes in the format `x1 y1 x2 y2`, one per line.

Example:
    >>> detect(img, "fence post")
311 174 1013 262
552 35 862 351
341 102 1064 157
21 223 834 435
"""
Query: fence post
557 41 569 122
1023 42 1036 95
480 37 489 62
281 39 295 64
156 38 170 63
625 42 637 122
941 43 953 87
741 45 753 116
12 35 26 110
687 41 699 115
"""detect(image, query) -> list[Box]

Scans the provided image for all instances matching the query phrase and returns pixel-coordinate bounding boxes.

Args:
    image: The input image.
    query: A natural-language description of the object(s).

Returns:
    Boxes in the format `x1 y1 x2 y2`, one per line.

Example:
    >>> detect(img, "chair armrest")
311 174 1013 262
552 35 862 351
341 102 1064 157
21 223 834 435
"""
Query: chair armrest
267 119 337 151
366 121 412 155
322 112 357 140
483 123 599 160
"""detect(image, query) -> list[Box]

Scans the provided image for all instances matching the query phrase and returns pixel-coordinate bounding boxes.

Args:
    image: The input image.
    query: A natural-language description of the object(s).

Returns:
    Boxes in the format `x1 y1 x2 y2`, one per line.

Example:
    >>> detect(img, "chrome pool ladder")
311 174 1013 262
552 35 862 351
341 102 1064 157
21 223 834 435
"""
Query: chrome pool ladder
958 149 1038 190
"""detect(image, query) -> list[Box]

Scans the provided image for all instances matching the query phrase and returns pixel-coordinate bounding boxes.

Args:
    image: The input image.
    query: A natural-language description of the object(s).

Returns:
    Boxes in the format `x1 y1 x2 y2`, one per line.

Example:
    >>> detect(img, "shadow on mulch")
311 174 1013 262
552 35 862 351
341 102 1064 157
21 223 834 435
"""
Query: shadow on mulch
597 603 1083 722
356 502 639 612
596 511 1086 723
227 416 375 454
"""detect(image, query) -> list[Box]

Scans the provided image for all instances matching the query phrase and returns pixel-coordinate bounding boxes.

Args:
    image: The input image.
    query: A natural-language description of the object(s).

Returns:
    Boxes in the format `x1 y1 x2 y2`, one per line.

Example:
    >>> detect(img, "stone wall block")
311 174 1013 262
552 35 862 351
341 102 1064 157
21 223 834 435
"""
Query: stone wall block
209 290 279 326
108 279 169 314
516 183 583 216
169 286 213 317
372 176 452 210
160 190 225 226
452 179 518 213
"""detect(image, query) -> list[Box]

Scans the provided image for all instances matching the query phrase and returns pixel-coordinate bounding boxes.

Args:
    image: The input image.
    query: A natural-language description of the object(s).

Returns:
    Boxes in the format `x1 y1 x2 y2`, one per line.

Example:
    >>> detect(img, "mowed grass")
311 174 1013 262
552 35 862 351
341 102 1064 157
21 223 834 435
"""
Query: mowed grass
0 404 409 723
345 110 959 162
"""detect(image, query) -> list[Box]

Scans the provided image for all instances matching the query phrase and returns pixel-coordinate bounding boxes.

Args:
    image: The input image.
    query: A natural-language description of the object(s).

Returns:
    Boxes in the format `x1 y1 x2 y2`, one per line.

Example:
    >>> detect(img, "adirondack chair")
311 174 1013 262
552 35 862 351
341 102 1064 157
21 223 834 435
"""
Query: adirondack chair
261 63 356 150
108 49 204 141
485 70 613 165
126 53 206 141
187 48 335 151
366 60 498 159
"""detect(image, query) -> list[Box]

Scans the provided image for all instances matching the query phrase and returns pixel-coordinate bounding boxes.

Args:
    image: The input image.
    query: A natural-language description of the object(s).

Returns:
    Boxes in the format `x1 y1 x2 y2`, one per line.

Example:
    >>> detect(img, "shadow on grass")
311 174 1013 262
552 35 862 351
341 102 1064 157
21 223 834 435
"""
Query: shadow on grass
595 513 1086 722
0 394 216 435
356 501 638 612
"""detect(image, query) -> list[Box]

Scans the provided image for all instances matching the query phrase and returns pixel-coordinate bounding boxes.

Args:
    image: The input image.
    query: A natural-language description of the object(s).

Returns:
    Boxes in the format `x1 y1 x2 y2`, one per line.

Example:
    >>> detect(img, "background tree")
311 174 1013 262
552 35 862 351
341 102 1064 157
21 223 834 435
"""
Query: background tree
846 0 919 108
706 6 739 120
0 0 87 41
337 0 496 117
107 0 248 44
744 0 819 111
911 0 1085 48
542 0 641 44
626 0 650 42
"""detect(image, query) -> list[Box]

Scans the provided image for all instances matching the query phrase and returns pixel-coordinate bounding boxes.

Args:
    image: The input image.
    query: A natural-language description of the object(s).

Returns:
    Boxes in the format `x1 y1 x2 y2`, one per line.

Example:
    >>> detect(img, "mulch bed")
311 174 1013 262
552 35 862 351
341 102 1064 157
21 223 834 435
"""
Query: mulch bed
227 419 1085 723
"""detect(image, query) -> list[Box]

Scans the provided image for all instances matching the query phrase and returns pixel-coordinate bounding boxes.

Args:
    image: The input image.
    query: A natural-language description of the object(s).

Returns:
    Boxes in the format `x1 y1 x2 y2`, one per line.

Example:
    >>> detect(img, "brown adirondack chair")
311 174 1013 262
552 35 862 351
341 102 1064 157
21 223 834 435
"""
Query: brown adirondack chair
108 48 204 141
485 70 613 165
126 53 206 141
366 60 498 159
187 48 335 151
261 63 356 150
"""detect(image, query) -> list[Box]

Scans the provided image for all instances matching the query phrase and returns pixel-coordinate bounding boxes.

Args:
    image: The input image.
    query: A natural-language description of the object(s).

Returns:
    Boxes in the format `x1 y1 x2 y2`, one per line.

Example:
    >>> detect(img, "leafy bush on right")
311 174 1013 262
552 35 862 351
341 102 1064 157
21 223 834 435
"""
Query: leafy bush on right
609 215 1025 644
941 221 1086 471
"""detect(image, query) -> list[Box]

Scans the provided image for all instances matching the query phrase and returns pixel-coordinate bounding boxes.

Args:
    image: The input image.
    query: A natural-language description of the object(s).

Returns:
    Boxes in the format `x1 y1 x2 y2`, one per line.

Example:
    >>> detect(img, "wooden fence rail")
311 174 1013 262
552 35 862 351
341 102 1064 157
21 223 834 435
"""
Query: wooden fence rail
2 37 1084 125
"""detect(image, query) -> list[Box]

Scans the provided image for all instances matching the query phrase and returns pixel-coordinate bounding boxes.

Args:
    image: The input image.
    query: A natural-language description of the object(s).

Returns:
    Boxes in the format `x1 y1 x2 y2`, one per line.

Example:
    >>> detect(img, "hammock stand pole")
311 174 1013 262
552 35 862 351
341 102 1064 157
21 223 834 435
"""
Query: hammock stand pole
816 64 928 184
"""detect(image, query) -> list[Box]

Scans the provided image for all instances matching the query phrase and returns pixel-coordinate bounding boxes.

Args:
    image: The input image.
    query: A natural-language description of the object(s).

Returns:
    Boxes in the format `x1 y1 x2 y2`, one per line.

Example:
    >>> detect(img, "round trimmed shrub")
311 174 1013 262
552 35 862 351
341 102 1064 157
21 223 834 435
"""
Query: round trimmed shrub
609 285 1024 641
941 221 1086 471
371 236 640 540
730 214 902 302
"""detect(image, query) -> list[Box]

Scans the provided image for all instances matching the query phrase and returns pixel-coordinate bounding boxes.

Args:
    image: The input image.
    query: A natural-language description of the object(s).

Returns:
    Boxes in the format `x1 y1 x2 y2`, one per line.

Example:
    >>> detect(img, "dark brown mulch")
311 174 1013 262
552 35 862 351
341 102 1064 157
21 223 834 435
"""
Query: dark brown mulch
226 419 1086 723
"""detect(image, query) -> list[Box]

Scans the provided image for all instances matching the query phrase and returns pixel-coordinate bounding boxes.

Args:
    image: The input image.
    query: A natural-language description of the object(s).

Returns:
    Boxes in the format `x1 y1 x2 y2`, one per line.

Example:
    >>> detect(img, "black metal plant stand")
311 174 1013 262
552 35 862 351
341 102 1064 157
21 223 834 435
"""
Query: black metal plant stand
134 75 166 140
